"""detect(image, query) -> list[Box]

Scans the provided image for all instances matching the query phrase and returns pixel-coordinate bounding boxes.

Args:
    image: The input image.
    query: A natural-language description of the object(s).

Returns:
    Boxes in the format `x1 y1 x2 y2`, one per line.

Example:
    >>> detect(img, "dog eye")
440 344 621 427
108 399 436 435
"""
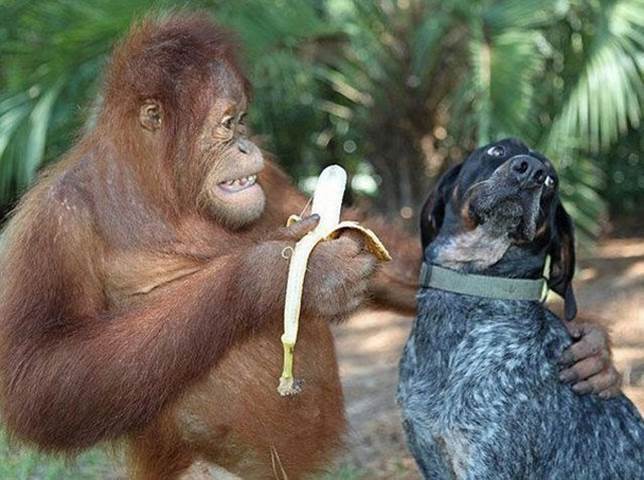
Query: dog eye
544 176 556 188
487 145 505 158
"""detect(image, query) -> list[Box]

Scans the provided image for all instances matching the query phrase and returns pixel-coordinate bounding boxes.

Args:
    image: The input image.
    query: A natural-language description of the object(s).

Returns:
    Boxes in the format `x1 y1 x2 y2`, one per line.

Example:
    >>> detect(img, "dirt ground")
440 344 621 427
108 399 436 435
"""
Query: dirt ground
332 237 644 479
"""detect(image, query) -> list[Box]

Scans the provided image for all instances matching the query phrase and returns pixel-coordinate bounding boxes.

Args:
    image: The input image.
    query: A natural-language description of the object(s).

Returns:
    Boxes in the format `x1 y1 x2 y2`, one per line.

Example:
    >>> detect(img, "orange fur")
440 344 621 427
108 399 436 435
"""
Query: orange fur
0 14 419 479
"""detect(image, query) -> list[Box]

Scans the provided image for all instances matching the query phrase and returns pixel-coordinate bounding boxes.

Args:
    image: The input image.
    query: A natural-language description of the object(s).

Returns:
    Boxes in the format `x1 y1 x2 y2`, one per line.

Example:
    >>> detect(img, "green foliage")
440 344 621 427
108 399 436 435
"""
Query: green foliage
320 465 367 479
0 0 171 202
0 0 642 235
321 0 642 233
0 430 113 479
0 0 345 203
601 126 643 216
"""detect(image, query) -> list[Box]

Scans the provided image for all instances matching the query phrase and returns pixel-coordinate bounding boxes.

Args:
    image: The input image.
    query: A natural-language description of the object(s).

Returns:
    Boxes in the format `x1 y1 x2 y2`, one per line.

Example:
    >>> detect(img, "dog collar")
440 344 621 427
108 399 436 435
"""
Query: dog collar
419 262 548 302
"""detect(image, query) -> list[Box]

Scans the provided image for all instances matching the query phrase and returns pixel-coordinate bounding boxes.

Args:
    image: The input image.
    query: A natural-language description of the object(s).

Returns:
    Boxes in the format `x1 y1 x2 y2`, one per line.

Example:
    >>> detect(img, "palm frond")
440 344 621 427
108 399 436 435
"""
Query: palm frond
468 0 562 143
0 94 30 200
548 0 644 153
216 0 335 60
557 154 607 240
409 8 453 93
23 82 63 184
482 0 567 30
469 28 546 143
0 0 175 203
0 0 640 236
468 25 493 143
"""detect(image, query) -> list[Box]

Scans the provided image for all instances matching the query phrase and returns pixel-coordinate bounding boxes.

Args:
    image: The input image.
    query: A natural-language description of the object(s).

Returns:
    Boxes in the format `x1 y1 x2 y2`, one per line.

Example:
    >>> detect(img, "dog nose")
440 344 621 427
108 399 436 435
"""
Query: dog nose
510 155 545 187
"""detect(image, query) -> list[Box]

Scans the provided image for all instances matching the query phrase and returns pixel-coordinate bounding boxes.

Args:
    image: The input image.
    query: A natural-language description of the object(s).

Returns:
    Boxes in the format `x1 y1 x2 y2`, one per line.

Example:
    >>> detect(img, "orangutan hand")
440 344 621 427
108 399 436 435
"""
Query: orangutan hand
558 322 622 399
302 234 377 320
263 214 377 320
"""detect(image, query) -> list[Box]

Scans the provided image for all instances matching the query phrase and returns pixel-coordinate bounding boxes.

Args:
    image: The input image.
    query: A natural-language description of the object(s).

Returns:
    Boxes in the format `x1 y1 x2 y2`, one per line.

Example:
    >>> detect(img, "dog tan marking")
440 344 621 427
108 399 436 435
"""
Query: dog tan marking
435 225 511 270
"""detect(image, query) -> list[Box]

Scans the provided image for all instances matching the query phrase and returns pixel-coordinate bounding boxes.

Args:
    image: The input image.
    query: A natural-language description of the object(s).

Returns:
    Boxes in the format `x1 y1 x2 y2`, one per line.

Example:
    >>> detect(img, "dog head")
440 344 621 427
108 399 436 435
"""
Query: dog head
421 138 577 320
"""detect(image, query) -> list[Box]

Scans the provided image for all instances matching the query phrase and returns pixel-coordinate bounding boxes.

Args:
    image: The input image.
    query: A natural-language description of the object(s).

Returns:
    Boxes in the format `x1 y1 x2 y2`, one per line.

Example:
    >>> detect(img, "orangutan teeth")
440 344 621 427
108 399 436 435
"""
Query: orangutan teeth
218 175 258 192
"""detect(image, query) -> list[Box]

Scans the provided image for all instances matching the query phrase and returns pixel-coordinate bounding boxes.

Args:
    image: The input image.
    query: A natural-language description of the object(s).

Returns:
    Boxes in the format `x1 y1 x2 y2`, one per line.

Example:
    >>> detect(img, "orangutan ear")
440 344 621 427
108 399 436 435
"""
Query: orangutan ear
139 100 163 131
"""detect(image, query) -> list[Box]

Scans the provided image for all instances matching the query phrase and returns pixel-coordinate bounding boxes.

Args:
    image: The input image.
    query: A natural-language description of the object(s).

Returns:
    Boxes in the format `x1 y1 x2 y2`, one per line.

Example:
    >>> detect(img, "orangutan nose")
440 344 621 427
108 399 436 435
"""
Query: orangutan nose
237 138 250 154
510 155 545 188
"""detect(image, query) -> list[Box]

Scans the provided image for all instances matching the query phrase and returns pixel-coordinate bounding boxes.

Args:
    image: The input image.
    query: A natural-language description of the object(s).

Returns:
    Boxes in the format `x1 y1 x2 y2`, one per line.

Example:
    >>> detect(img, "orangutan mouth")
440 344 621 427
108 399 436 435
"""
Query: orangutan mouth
218 175 258 193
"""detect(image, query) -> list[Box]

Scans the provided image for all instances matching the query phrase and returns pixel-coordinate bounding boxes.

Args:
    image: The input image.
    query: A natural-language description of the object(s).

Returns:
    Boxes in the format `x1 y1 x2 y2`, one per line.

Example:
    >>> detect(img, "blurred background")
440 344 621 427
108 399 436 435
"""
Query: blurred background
0 0 642 478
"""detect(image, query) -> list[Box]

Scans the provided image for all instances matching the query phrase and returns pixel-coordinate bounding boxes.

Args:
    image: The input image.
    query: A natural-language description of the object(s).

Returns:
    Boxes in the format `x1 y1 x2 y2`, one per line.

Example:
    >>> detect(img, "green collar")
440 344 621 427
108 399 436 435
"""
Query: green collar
419 262 548 302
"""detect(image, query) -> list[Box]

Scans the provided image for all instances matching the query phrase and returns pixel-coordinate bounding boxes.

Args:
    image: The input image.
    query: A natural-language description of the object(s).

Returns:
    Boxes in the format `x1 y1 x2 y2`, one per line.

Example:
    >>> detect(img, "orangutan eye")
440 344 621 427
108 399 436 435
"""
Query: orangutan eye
544 175 556 188
239 112 247 125
487 145 505 158
221 116 234 130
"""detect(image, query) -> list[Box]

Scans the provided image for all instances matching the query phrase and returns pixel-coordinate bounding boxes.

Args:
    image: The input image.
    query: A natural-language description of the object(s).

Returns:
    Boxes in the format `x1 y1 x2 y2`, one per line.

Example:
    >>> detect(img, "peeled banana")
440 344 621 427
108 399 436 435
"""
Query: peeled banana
278 165 391 396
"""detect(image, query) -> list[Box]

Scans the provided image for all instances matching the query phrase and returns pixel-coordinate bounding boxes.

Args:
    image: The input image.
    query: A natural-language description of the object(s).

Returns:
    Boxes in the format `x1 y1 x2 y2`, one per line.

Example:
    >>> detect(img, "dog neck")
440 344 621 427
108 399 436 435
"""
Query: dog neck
432 224 511 270
428 225 548 280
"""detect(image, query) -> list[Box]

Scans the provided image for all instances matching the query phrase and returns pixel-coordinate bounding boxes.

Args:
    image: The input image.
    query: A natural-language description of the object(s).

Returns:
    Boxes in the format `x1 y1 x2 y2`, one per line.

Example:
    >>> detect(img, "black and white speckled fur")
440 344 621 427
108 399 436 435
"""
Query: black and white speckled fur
400 289 644 479
398 139 644 479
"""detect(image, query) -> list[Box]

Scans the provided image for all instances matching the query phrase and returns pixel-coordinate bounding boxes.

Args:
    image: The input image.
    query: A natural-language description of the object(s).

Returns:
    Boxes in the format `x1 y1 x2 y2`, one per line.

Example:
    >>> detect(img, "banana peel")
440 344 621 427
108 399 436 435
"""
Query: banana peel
287 215 392 261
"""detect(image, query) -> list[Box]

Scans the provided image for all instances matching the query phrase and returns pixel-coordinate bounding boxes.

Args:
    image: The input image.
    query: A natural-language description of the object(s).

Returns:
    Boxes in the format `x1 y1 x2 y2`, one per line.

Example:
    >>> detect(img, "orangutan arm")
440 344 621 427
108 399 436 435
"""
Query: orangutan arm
358 215 421 314
0 204 315 451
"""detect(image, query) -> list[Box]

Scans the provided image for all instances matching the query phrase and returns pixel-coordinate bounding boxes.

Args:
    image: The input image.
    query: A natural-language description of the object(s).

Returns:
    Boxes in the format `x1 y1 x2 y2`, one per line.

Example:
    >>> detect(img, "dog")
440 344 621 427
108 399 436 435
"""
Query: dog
397 138 644 479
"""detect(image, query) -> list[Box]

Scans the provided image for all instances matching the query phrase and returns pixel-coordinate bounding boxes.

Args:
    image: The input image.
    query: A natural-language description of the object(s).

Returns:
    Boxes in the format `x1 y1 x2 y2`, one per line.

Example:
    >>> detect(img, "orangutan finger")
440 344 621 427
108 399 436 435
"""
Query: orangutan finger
276 214 320 240
571 381 593 395
565 321 596 339
325 236 362 258
559 356 606 384
559 333 607 366
584 368 622 395
337 229 366 249
598 383 622 399
570 322 608 346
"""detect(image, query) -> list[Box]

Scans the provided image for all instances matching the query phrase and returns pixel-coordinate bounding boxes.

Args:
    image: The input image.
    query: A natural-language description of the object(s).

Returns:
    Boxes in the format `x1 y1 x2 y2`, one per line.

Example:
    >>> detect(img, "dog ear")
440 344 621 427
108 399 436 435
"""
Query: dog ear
548 200 577 321
420 163 462 251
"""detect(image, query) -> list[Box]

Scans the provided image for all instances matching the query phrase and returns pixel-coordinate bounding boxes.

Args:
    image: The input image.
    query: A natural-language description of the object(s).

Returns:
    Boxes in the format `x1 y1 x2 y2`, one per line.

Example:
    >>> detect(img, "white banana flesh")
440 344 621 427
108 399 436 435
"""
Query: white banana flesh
278 165 391 396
